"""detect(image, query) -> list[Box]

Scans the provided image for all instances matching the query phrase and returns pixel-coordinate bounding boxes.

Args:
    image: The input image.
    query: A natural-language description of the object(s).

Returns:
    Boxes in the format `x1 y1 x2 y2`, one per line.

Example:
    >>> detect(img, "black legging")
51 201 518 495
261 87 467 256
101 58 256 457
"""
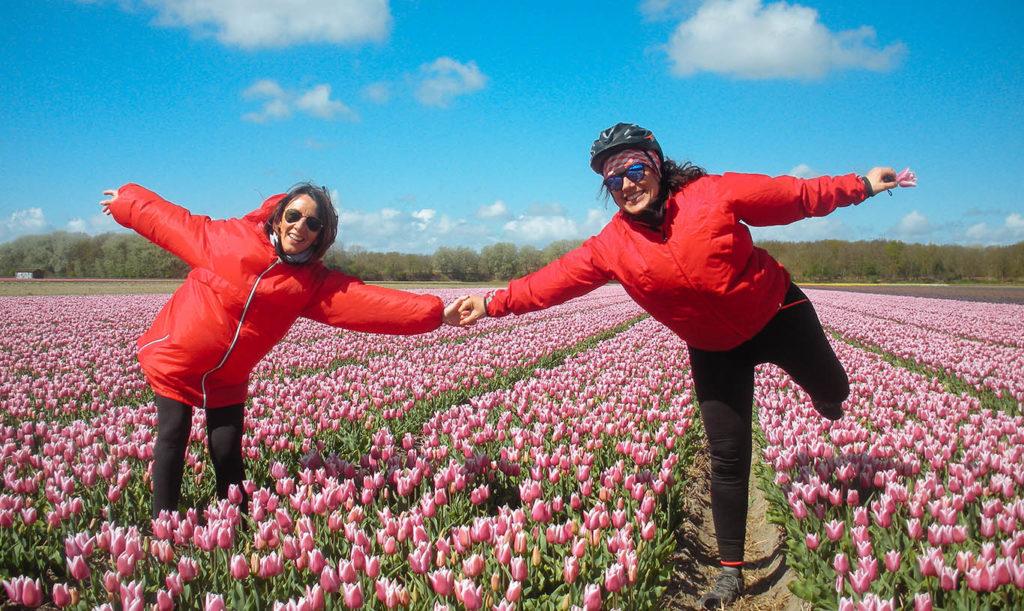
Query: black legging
151 394 247 518
688 283 848 564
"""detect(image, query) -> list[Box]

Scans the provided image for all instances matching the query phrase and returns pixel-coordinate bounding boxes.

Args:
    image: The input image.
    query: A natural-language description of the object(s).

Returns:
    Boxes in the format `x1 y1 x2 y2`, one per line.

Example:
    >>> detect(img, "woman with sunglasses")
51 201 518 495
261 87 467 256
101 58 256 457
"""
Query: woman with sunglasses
457 122 904 608
100 182 465 519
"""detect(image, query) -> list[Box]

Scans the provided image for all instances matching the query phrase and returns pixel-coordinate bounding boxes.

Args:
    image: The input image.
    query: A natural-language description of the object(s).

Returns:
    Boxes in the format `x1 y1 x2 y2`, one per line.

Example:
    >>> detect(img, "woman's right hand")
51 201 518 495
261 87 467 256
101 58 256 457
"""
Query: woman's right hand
99 189 119 215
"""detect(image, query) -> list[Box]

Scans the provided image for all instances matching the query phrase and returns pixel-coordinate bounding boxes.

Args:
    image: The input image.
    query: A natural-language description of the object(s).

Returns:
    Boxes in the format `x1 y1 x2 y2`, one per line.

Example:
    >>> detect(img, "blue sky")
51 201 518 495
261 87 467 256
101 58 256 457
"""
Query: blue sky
1 0 1021 253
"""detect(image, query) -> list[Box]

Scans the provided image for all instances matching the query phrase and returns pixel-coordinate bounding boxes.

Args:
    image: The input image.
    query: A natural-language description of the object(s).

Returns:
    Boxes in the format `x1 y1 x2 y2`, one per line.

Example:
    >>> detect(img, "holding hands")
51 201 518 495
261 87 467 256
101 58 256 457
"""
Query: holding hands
442 294 487 326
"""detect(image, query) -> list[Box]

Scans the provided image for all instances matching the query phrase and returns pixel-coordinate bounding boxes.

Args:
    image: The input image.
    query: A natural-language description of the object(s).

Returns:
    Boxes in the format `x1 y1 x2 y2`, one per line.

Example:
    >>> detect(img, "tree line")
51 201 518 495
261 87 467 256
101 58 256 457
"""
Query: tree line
2 231 1022 283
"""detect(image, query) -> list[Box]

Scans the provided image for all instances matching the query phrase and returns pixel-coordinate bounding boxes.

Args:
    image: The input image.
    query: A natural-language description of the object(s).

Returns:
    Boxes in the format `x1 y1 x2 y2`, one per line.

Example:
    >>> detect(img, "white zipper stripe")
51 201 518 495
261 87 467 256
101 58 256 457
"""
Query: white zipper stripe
200 261 279 408
139 333 170 352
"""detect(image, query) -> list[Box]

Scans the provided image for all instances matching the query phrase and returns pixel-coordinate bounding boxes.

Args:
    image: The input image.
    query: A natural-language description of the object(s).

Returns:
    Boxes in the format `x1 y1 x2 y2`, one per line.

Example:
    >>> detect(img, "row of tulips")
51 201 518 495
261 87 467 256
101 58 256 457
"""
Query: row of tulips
809 290 1024 407
758 290 1024 609
3 287 1022 609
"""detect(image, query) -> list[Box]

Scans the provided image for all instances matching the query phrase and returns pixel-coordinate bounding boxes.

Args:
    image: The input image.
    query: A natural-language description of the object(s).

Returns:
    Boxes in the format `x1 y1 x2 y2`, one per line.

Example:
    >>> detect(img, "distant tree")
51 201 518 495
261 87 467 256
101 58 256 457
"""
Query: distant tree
433 247 483 281
480 242 519 280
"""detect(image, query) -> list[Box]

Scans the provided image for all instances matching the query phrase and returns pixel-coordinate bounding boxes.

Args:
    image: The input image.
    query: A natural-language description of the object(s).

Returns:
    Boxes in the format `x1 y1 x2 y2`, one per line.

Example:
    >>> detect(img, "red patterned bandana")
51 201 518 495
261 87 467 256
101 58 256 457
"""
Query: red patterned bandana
602 149 662 180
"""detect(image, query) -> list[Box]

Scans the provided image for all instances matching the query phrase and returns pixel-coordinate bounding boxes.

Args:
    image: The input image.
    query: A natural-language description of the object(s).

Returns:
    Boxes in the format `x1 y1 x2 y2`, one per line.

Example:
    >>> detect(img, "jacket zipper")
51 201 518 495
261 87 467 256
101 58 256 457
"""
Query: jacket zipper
199 260 279 408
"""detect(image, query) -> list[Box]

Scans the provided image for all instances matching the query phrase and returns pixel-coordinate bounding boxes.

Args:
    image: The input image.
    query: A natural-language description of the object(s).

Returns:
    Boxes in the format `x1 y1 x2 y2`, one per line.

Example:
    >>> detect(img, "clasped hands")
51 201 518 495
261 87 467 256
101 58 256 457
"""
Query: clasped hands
441 294 488 327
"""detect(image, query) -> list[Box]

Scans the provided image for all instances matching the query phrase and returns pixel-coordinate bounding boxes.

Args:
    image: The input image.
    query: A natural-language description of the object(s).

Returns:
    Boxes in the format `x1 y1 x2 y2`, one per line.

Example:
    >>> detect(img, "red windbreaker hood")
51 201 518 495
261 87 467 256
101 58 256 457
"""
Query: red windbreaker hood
241 193 288 227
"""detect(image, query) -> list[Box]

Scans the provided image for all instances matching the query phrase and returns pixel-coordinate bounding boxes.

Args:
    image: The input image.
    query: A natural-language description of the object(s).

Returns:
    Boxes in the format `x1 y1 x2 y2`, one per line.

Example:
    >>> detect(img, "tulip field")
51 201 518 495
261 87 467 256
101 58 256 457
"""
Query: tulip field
1 285 1023 610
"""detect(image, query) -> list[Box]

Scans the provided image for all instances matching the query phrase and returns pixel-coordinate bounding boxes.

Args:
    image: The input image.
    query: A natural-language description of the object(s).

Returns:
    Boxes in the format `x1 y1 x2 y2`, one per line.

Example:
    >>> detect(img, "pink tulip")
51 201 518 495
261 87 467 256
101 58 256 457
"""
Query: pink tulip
428 568 454 597
849 568 872 594
230 554 249 579
165 572 184 596
343 582 363 608
505 580 522 603
462 553 486 578
365 555 381 579
320 565 341 593
67 555 91 580
914 592 932 611
510 556 527 581
178 557 198 581
582 583 601 611
338 559 358 583
896 168 917 187
604 562 626 592
156 589 175 611
453 578 483 611
564 555 580 584
205 593 226 611
884 550 901 573
824 519 845 541
833 553 850 574
52 583 73 608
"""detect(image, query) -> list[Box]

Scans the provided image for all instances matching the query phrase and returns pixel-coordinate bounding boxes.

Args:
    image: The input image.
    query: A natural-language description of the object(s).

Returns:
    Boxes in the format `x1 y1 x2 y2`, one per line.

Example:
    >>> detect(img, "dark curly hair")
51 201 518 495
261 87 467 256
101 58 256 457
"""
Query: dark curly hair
264 183 338 262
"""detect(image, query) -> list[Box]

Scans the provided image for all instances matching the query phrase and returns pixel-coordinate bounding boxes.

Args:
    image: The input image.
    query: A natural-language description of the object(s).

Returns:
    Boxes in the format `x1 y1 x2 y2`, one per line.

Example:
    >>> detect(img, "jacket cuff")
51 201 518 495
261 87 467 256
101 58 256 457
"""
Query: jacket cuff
860 175 874 198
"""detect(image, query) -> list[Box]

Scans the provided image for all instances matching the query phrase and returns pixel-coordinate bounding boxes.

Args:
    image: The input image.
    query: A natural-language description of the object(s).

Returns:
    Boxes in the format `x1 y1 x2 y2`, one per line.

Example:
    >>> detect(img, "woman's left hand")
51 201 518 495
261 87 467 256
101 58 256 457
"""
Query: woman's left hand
99 189 119 215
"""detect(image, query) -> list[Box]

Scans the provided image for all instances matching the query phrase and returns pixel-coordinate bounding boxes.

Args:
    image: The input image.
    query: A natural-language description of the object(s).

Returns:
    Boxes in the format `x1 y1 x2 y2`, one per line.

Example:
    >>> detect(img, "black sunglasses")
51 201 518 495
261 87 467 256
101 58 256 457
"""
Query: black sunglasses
283 208 322 232
602 164 646 192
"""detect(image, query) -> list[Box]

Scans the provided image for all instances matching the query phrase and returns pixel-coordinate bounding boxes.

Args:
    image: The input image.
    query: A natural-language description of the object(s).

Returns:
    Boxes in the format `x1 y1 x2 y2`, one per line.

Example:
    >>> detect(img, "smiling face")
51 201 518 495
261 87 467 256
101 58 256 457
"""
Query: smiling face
609 164 661 216
274 194 321 255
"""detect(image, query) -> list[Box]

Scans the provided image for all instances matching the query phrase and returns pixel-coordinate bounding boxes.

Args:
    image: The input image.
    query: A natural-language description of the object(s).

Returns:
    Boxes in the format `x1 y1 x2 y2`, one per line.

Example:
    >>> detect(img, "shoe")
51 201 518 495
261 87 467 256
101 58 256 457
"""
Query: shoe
813 399 843 421
698 566 743 609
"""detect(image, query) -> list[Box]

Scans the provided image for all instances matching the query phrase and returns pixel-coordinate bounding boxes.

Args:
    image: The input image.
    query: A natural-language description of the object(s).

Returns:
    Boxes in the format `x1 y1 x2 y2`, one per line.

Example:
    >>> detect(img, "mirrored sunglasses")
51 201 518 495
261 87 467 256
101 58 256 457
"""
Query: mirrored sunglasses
602 164 646 192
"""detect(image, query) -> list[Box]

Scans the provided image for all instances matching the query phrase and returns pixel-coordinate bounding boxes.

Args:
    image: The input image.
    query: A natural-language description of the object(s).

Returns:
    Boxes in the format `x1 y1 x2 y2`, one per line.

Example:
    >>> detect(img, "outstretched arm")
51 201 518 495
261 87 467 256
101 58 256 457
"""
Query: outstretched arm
99 183 216 268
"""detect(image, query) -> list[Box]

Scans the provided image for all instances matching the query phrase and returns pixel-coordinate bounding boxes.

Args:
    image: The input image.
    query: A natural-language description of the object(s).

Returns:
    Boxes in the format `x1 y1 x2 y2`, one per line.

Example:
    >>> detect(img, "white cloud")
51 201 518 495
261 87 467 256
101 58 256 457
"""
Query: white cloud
666 0 905 79
893 210 933 236
0 208 50 241
502 215 580 246
963 213 1024 245
582 208 614 236
414 58 488 108
65 213 121 235
142 0 392 49
788 163 816 178
336 206 489 253
242 80 357 123
476 200 511 221
748 216 850 242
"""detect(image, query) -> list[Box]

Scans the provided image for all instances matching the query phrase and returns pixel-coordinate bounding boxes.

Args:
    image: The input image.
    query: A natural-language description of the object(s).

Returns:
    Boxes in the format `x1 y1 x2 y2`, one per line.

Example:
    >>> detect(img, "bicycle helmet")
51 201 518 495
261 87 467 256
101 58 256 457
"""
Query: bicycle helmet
589 123 664 174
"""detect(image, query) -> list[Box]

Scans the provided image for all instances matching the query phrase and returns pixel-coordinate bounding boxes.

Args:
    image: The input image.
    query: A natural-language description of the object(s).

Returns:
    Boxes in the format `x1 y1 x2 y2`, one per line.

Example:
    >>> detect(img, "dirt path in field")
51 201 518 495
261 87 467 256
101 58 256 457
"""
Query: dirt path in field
660 444 811 610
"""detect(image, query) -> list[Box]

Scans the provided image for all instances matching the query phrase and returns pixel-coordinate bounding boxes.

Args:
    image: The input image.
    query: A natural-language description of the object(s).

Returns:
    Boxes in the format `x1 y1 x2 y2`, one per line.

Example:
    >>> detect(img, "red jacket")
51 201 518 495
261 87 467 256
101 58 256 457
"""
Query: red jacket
486 172 868 351
109 183 444 408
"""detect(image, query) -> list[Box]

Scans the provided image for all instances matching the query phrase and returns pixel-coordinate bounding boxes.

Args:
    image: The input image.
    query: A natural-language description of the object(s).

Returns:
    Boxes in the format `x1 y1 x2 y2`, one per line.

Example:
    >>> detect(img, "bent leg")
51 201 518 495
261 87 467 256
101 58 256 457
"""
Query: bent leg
152 394 193 518
758 285 849 405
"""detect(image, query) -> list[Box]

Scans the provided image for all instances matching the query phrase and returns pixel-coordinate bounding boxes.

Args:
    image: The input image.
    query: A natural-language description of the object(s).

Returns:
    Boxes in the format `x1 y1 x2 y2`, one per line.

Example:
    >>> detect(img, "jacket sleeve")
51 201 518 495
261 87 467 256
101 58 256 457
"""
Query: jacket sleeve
108 183 215 268
302 271 444 335
719 172 869 227
486 238 610 317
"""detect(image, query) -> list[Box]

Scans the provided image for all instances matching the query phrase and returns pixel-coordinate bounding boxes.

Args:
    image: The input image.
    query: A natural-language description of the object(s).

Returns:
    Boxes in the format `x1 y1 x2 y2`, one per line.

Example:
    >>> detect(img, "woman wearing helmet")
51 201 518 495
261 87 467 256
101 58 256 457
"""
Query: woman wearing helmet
458 122 902 608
